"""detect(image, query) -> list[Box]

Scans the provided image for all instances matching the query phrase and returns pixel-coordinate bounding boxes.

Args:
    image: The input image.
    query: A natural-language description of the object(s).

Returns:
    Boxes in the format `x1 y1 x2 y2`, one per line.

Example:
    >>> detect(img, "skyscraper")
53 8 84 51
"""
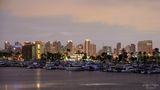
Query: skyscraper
90 44 97 57
35 41 44 60
116 42 121 55
130 44 136 53
84 39 91 56
102 46 112 55
125 44 136 53
4 41 12 52
44 41 52 54
138 40 153 53
76 44 84 54
125 45 131 53
65 40 75 55
52 41 62 53
13 42 22 53
22 42 35 60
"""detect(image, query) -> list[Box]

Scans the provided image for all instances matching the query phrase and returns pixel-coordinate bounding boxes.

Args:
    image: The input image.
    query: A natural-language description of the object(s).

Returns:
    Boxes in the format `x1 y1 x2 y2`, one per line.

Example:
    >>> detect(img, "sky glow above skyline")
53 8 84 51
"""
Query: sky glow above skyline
0 0 160 49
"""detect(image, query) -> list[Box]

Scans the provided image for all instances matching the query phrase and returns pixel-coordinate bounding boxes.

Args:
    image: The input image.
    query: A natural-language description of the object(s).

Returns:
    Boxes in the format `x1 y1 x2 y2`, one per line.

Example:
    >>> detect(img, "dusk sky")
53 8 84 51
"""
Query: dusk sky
0 0 160 50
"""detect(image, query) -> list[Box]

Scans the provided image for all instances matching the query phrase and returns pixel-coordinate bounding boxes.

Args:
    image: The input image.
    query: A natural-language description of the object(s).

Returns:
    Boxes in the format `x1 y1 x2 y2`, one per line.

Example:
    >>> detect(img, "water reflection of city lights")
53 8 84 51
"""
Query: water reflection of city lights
5 85 8 90
36 83 41 89
36 69 41 89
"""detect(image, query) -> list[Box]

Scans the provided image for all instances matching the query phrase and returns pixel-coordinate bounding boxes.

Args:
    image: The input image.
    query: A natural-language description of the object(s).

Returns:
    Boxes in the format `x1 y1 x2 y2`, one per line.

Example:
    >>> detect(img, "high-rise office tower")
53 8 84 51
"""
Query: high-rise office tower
125 45 131 53
22 42 35 60
35 41 44 60
13 41 22 53
138 40 152 53
90 44 97 57
116 42 121 55
53 41 62 53
102 46 112 55
130 44 136 53
84 39 91 56
76 44 84 54
44 41 52 54
4 41 12 52
65 40 75 55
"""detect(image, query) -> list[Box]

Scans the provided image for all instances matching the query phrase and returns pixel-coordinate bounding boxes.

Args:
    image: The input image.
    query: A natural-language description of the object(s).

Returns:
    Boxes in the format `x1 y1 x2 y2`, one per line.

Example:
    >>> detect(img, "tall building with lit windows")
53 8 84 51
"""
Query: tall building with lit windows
90 44 96 57
125 44 136 53
125 45 131 53
22 41 35 60
4 41 12 52
65 40 75 55
138 40 152 53
52 41 62 53
102 46 112 55
84 39 91 56
116 42 121 55
44 41 51 54
76 44 84 54
130 44 136 53
13 42 22 53
35 41 44 60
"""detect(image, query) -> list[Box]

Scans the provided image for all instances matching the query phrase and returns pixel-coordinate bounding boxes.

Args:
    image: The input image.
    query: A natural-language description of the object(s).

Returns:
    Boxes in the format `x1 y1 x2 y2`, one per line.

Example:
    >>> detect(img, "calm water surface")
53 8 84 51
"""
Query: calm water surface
0 67 160 90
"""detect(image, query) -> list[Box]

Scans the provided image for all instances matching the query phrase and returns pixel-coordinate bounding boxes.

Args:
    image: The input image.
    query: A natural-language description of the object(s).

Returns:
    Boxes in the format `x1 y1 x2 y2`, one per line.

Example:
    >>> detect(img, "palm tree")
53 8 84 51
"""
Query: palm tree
53 53 63 60
153 48 160 64
142 52 147 65
101 52 112 62
129 52 135 63
82 53 87 60
90 56 96 60
46 52 53 61
119 48 128 64
137 52 142 64
96 55 102 61
101 52 108 60
41 53 47 60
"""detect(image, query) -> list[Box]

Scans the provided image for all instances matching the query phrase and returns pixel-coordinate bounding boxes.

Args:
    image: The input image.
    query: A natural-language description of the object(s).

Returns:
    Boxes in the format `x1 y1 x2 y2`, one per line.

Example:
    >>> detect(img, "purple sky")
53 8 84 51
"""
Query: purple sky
0 0 160 50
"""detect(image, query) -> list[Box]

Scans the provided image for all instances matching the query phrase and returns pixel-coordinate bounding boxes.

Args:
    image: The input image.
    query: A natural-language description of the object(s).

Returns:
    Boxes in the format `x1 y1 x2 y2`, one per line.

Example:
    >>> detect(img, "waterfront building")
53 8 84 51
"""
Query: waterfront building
84 39 91 56
35 41 44 60
102 46 112 55
4 41 12 52
130 44 136 53
65 40 75 55
52 41 62 53
116 42 121 55
138 40 153 53
76 44 84 54
90 44 97 57
22 42 35 60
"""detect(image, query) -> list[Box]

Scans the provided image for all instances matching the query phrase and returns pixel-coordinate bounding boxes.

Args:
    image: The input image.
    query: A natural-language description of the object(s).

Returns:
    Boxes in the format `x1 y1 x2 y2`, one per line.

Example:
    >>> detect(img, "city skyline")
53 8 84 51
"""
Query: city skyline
0 0 160 49
1 39 155 61
2 39 155 51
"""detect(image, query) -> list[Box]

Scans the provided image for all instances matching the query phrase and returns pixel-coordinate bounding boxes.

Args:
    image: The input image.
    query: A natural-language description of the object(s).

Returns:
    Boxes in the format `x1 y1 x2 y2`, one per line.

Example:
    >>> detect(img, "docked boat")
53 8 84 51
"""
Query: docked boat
65 62 83 71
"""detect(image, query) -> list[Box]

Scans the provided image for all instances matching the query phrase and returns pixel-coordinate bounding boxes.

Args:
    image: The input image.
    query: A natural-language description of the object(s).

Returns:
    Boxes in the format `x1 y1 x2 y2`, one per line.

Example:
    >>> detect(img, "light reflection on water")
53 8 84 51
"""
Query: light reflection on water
2 69 44 90
36 69 41 90
5 85 8 90
1 68 160 90
36 83 40 89
3 82 64 90
2 82 159 90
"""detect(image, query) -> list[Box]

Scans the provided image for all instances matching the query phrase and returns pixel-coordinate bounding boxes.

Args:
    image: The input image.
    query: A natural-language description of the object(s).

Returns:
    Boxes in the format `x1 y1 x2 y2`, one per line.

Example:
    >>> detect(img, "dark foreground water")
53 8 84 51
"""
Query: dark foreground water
0 67 160 90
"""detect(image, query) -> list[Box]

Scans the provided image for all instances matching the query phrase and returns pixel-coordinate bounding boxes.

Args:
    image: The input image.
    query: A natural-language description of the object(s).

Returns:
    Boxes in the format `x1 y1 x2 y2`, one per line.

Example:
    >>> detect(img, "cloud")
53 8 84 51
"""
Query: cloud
0 0 160 31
